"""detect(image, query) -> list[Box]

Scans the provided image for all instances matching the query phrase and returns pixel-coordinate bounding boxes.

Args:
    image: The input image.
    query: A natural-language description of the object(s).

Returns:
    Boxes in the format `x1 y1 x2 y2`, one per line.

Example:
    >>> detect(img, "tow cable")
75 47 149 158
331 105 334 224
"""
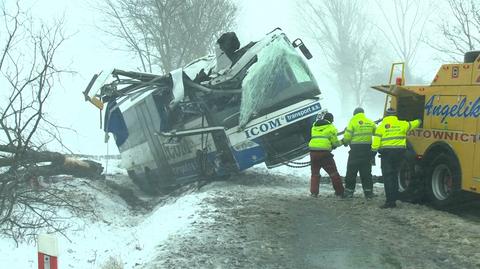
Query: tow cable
283 160 311 168
278 119 383 169
278 129 350 169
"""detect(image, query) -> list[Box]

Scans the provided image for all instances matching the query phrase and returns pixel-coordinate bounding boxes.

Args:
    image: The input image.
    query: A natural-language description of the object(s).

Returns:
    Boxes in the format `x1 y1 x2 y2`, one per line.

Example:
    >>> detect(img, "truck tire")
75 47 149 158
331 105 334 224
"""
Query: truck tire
426 153 461 208
397 145 425 202
397 157 425 202
397 158 414 201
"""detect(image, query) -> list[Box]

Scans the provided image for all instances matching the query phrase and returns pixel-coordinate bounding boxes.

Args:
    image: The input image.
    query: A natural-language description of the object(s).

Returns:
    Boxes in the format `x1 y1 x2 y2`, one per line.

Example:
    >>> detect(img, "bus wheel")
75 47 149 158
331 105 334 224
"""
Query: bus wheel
427 154 460 208
128 169 157 195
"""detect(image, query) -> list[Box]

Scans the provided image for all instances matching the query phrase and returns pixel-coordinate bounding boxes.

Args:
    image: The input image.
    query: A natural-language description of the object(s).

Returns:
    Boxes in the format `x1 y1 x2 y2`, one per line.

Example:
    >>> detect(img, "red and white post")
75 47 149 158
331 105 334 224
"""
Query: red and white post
38 234 58 269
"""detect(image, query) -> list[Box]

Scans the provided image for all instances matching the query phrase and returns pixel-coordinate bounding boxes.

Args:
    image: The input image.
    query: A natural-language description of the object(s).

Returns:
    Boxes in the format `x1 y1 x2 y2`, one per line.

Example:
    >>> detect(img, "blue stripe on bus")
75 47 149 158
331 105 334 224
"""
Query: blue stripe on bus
231 140 266 170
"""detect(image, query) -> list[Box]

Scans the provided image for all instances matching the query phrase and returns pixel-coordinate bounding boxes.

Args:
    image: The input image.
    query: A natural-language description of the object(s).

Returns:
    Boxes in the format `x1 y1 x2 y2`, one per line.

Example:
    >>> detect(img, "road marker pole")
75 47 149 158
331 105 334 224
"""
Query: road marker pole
38 234 58 269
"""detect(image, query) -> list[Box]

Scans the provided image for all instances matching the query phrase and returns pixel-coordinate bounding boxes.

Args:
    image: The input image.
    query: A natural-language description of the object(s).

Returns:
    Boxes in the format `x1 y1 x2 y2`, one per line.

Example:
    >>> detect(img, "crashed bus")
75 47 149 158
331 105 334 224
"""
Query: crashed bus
372 51 480 207
83 29 321 193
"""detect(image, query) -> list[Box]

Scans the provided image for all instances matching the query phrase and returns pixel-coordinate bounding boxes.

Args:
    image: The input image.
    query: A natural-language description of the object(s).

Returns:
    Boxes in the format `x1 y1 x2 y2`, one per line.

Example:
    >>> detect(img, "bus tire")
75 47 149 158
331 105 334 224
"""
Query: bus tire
426 153 461 208
128 169 157 195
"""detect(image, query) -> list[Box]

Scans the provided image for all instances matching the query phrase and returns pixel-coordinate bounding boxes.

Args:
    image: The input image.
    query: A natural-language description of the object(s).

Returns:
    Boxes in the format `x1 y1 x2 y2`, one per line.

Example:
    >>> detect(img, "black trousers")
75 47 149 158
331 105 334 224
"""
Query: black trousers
380 149 406 205
344 151 373 194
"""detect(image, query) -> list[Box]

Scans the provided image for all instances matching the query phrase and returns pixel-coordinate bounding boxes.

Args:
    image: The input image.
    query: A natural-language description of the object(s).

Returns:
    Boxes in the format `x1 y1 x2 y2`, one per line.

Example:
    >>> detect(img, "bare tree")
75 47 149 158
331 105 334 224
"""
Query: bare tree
375 0 432 82
428 0 480 61
0 1 101 243
300 0 376 108
99 0 237 73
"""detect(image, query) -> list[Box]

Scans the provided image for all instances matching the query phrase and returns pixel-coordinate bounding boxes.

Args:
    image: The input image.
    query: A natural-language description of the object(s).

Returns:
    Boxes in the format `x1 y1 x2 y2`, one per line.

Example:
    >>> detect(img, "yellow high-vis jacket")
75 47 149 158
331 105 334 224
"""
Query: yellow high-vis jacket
372 116 422 151
343 113 376 145
309 120 341 151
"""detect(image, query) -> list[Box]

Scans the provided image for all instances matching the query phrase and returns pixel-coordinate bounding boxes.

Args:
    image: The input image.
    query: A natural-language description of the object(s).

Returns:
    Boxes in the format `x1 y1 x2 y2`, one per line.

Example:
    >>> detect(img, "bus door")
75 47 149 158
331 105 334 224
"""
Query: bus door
135 98 174 184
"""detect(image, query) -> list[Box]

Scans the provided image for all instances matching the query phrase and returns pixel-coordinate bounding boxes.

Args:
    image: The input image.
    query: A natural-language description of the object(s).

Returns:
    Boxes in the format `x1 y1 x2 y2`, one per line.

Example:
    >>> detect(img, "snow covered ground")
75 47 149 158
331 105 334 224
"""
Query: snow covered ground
0 179 207 268
140 170 480 269
0 159 207 268
0 154 367 269
1 158 479 268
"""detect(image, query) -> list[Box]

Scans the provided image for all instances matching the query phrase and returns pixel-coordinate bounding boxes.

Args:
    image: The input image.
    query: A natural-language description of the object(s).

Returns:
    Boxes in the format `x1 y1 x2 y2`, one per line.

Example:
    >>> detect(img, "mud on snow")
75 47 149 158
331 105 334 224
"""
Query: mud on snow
143 169 480 269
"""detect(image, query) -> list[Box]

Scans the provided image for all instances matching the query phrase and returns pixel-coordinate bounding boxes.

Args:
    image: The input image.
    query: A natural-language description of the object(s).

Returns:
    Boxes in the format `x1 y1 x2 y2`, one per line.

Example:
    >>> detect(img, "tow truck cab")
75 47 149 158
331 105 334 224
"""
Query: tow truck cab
372 51 480 207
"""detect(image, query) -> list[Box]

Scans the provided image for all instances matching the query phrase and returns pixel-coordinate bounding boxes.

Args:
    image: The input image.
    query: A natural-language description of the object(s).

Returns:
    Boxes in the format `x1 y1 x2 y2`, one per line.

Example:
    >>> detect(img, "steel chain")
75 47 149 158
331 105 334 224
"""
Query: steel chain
274 117 384 169
280 157 311 168
283 161 311 168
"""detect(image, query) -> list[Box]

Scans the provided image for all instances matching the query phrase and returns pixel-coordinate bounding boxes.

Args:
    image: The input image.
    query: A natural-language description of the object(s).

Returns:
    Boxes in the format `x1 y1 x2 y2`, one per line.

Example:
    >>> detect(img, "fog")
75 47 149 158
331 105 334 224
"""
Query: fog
0 0 460 155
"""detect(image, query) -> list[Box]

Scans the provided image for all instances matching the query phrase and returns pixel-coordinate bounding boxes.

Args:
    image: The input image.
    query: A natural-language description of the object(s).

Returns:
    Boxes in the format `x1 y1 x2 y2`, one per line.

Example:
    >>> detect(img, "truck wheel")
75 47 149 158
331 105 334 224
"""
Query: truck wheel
397 146 425 202
397 158 424 202
397 159 414 199
426 154 460 207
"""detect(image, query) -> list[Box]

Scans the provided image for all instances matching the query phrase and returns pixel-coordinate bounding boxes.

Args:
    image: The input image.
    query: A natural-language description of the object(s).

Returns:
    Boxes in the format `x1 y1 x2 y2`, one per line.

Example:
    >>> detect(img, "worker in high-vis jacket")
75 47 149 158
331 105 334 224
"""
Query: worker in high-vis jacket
308 112 345 197
342 107 376 199
372 108 422 209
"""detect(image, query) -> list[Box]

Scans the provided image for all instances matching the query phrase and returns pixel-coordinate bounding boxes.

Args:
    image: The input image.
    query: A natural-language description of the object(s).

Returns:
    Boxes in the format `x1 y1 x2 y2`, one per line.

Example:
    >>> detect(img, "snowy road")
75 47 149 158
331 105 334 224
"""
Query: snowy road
2 167 480 269
147 170 480 269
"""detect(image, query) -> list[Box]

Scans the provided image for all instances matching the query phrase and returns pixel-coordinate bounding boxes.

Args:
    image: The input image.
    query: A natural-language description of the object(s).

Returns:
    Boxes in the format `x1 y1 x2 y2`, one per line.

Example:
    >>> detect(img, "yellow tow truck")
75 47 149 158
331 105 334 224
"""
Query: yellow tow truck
372 51 480 207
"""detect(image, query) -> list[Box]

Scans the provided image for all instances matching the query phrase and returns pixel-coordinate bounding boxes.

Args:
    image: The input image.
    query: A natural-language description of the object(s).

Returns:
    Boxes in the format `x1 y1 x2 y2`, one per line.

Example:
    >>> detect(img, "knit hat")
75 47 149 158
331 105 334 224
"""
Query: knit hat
385 107 397 116
353 107 364 115
323 112 334 123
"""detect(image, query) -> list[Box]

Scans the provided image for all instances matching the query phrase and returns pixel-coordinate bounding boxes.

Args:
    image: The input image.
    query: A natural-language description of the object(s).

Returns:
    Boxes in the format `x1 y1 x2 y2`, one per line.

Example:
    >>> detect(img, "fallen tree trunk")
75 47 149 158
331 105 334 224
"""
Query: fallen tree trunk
0 145 104 180
27 158 104 180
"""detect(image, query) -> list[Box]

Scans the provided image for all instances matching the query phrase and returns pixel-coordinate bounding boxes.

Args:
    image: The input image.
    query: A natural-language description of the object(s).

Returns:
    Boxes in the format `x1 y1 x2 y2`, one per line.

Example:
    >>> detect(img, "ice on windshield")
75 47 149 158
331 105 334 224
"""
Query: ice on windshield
239 36 316 128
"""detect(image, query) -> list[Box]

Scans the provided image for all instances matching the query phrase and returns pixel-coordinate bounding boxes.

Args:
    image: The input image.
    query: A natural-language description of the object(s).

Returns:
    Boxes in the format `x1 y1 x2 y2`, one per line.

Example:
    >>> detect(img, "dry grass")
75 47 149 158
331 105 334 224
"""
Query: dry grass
101 256 124 269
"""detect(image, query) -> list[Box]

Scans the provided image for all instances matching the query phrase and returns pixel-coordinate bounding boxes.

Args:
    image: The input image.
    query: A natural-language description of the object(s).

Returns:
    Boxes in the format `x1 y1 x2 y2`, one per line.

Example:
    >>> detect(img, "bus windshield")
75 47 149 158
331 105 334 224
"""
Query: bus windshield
239 35 319 128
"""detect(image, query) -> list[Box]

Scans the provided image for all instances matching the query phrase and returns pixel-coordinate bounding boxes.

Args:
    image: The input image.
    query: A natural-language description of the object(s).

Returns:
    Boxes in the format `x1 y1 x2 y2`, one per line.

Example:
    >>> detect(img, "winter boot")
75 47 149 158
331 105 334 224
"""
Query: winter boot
364 190 375 199
343 188 354 199
310 175 320 196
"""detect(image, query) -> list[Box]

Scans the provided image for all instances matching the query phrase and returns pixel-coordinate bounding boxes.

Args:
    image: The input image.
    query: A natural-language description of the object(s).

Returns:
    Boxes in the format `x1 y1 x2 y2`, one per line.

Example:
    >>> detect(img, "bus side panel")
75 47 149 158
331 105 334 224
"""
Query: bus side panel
160 116 221 181
118 104 158 176
135 98 176 186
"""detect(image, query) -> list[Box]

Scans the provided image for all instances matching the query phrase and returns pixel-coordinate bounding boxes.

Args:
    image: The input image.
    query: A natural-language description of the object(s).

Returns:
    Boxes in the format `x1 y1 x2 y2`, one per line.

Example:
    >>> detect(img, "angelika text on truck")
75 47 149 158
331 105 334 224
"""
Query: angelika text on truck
425 95 480 123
